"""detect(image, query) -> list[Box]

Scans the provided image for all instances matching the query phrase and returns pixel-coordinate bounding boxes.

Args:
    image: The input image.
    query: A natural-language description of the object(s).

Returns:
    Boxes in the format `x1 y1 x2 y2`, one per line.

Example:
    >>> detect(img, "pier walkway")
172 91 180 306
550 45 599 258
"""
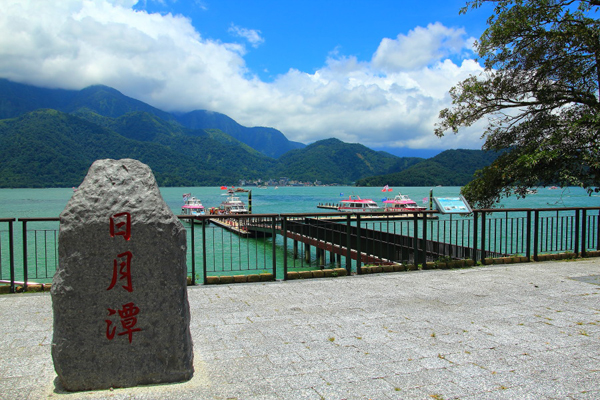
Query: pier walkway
1 258 599 399
246 216 496 266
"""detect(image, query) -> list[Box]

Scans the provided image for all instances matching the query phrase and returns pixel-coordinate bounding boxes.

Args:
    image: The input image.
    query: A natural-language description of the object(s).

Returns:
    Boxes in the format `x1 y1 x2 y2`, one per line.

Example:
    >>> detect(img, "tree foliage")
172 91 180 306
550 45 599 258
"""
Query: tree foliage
436 0 600 208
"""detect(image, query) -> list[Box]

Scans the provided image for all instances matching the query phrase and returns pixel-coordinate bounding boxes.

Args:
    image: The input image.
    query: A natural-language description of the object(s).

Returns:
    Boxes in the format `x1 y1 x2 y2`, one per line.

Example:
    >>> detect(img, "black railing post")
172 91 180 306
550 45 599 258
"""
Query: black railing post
22 219 28 291
272 216 277 279
356 214 362 273
202 217 207 285
282 216 288 280
345 214 352 274
473 211 479 264
581 209 587 257
8 219 15 293
533 210 539 261
422 212 428 264
413 212 419 266
481 212 487 262
526 210 532 261
574 209 580 257
597 210 600 250
190 218 196 285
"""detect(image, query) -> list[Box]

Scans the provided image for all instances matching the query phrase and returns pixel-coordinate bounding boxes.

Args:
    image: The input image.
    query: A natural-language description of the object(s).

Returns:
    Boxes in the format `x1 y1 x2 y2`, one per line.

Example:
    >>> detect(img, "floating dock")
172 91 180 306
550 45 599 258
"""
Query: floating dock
317 204 339 210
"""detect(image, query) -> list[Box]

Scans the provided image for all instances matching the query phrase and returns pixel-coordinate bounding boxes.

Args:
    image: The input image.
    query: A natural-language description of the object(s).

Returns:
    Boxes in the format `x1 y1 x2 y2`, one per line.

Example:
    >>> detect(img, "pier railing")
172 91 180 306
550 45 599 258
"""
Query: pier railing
1 207 599 292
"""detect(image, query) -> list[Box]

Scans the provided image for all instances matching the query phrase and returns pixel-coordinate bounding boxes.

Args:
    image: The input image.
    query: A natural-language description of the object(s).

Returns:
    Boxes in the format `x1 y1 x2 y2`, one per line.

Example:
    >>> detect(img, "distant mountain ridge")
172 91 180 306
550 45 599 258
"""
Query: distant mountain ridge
0 78 494 188
356 149 499 187
176 110 304 158
0 109 278 187
0 78 301 158
277 138 422 184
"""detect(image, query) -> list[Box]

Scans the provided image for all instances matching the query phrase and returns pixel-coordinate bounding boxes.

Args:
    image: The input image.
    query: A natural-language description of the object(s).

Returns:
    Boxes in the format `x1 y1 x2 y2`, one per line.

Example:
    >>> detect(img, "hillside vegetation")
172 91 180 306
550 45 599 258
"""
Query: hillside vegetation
356 150 498 187
0 79 494 188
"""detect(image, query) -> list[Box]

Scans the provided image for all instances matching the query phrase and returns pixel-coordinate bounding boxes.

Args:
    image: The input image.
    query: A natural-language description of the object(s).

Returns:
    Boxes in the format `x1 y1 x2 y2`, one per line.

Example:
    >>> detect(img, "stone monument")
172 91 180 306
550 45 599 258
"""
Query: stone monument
52 159 194 391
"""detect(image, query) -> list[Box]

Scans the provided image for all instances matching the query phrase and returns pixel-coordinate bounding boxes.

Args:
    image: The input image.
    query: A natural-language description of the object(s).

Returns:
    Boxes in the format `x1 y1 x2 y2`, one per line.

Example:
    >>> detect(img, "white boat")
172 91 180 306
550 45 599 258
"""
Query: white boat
338 195 383 212
181 194 205 216
382 193 426 212
219 191 248 214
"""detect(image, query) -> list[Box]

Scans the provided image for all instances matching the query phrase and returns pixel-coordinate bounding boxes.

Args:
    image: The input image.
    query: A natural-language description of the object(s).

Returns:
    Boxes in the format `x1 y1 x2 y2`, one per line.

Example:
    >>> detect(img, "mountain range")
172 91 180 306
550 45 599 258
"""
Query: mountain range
0 78 494 188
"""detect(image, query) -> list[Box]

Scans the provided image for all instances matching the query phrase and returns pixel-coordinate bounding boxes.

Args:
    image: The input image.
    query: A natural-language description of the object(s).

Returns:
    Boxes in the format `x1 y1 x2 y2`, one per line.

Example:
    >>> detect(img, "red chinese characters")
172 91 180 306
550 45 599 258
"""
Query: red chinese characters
107 251 133 292
105 212 141 343
105 303 142 343
109 212 131 241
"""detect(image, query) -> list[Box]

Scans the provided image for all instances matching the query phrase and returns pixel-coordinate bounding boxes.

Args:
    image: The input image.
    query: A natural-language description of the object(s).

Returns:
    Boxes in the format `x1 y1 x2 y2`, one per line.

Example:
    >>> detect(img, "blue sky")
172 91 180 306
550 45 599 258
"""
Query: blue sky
1 0 495 157
133 1 491 82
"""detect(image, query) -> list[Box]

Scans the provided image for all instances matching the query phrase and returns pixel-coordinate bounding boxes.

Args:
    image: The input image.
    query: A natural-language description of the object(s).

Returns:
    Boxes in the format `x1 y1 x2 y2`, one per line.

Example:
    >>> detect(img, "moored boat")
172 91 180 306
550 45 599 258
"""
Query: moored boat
219 191 248 214
382 193 426 212
181 194 206 216
338 195 383 212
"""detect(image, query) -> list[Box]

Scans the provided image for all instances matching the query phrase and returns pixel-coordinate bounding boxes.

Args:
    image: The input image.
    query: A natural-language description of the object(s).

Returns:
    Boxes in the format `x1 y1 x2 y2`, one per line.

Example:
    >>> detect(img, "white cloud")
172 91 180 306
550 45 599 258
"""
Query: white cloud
0 0 485 152
372 22 473 72
228 24 264 48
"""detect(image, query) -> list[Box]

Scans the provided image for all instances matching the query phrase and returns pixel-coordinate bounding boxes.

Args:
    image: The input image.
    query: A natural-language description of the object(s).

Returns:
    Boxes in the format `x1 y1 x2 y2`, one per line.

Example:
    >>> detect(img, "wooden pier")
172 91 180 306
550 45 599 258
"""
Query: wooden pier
208 218 251 237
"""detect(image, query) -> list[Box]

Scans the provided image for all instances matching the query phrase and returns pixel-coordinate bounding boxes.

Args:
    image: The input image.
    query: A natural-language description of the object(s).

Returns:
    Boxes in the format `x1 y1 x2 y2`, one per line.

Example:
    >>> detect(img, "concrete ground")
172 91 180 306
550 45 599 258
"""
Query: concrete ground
1 259 599 400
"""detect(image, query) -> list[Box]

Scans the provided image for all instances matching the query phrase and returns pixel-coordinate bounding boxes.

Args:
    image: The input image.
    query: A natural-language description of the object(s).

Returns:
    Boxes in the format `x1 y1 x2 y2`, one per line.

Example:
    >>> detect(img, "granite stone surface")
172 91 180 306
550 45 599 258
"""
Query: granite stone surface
51 159 193 391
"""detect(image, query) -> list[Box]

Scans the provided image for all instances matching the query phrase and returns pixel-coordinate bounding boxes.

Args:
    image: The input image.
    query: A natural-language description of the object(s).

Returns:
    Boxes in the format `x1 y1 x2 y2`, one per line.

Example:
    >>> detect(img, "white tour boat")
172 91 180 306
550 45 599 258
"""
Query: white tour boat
219 191 249 214
338 195 384 212
382 192 426 212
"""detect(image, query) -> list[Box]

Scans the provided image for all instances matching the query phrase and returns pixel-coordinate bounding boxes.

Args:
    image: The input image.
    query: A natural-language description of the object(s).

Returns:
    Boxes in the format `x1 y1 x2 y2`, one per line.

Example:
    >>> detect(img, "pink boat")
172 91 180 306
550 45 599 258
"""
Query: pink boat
382 193 426 212
338 195 383 212
181 194 205 216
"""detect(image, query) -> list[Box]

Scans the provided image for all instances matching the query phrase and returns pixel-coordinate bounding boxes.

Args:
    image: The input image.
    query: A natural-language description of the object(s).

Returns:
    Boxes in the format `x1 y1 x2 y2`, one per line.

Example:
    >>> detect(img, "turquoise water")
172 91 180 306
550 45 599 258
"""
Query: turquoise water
1 185 597 219
1 186 599 284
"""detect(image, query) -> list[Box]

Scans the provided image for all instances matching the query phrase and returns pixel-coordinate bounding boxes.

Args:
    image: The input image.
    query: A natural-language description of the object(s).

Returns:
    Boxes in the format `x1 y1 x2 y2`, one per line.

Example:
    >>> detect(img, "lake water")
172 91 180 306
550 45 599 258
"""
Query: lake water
1 185 599 219
1 186 599 284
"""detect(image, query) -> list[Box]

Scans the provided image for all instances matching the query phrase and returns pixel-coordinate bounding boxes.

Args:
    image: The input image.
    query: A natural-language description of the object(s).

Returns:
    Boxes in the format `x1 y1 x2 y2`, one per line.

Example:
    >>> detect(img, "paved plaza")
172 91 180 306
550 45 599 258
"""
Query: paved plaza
1 259 599 399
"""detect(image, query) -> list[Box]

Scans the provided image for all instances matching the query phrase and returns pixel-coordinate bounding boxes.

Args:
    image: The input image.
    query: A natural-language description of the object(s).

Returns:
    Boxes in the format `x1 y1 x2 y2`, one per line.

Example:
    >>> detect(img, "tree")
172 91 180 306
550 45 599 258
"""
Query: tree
435 0 600 208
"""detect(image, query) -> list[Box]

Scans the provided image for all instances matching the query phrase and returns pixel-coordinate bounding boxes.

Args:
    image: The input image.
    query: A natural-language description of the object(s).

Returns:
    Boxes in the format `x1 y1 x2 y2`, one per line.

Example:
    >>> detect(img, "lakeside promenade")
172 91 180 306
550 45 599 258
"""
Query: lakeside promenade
1 259 599 399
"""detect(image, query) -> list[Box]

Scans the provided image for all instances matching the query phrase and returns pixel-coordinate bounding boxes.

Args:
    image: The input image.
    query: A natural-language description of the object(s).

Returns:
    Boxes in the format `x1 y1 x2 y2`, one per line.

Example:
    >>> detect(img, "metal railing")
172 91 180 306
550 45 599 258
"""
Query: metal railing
1 207 599 293
0 218 16 293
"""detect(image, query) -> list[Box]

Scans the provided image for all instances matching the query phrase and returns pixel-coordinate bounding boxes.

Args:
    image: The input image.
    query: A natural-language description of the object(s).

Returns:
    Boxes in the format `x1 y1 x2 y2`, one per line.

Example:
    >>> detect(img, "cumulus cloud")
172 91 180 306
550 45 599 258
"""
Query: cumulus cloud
0 0 485 152
372 22 474 73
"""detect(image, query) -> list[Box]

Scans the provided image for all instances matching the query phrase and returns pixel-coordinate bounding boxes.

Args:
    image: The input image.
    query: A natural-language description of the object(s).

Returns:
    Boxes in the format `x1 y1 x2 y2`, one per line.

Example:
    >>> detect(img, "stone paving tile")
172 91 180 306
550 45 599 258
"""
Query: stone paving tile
1 259 600 399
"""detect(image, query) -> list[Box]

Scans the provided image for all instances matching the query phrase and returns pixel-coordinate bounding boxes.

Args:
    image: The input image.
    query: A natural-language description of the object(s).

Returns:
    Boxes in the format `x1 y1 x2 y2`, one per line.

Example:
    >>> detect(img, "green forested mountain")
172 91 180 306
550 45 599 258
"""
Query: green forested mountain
0 79 301 158
0 79 496 188
176 110 304 158
356 149 498 187
0 79 173 121
0 110 277 187
276 138 421 183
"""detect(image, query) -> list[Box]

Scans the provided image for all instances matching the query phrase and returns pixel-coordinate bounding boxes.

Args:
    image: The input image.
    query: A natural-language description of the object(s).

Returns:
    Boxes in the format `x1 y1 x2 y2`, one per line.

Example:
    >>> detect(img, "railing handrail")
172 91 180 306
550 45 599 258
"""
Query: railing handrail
3 206 600 293
477 206 600 212
17 217 60 222
13 206 600 223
